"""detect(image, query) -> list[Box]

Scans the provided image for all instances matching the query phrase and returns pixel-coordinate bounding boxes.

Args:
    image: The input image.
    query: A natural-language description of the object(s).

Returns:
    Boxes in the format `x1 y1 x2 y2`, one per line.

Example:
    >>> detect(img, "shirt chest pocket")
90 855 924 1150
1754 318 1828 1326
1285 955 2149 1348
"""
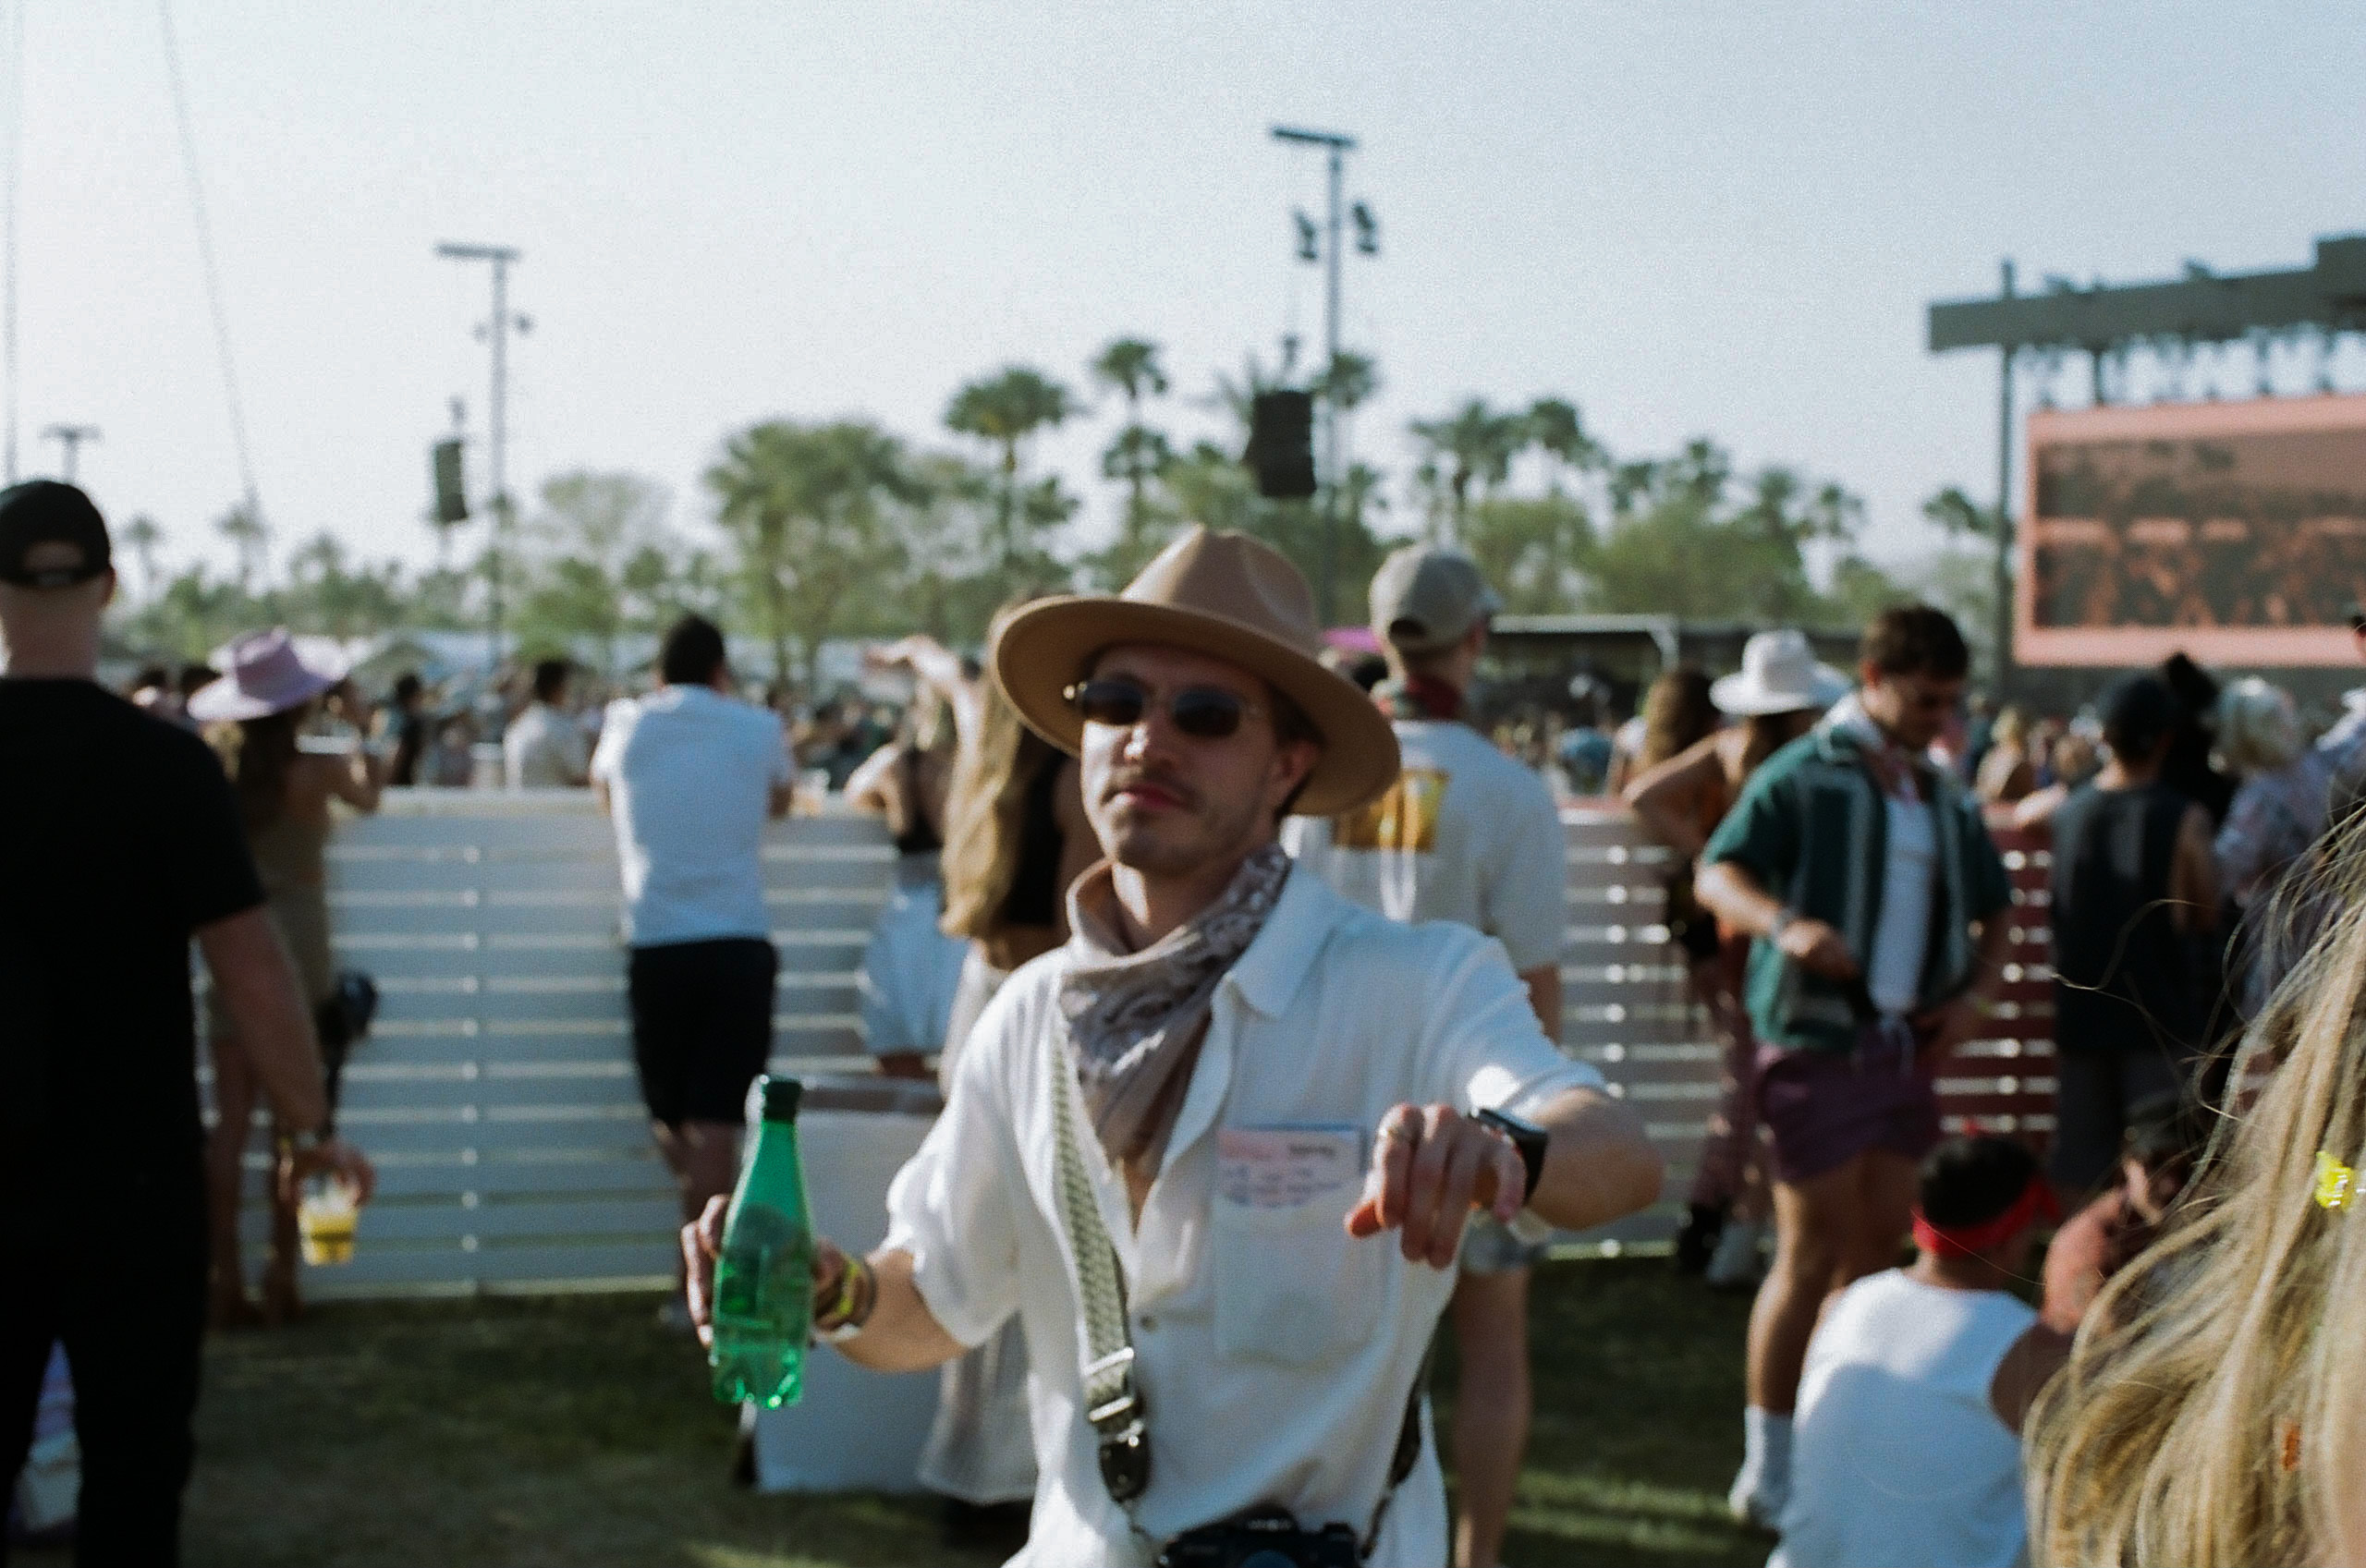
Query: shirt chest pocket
1211 1125 1383 1366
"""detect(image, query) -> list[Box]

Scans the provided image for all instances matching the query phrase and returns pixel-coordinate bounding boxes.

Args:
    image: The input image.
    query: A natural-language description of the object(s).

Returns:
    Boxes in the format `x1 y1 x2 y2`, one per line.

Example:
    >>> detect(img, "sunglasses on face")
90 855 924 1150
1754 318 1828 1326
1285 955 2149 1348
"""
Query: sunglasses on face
1065 678 1260 739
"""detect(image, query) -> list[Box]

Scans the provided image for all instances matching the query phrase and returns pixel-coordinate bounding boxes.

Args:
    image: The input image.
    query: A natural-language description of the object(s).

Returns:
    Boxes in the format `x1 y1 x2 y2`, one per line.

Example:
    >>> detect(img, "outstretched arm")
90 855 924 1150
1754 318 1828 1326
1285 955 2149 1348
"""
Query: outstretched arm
683 1197 967 1373
1348 1085 1662 1269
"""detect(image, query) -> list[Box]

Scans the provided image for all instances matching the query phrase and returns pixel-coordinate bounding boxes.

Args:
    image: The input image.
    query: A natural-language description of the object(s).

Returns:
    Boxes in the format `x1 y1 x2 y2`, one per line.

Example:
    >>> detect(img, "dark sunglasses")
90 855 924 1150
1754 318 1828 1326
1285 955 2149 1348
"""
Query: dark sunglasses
1065 678 1260 739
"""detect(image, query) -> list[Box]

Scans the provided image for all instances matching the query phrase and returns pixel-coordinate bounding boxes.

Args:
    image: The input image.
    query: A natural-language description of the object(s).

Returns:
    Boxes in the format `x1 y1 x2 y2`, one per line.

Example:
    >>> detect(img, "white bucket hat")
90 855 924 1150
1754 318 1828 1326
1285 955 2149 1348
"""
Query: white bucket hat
1710 629 1850 718
186 628 342 723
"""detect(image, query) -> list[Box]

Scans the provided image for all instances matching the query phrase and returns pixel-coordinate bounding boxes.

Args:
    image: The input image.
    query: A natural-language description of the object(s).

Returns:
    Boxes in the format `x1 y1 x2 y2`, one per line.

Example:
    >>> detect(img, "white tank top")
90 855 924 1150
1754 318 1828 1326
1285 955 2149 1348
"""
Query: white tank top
1771 1270 2035 1568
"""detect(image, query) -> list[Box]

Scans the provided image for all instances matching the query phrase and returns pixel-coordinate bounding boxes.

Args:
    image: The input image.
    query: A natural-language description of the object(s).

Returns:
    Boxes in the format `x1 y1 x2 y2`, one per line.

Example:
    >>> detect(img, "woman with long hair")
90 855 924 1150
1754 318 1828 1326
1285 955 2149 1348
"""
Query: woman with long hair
1627 634 1848 1288
2026 819 2366 1566
913 606 1094 1548
193 631 384 1325
846 636 979 1080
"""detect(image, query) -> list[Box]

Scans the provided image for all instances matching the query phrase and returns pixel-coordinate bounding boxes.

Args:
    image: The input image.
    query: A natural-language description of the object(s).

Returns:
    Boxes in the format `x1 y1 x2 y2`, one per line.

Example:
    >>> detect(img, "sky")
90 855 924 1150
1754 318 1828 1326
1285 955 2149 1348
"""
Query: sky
13 1 2366 589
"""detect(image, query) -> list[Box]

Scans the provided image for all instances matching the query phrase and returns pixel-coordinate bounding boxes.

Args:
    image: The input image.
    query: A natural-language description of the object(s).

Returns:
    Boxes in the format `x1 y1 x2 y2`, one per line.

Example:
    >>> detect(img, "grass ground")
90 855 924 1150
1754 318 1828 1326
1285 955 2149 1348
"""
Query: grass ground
24 1258 1768 1568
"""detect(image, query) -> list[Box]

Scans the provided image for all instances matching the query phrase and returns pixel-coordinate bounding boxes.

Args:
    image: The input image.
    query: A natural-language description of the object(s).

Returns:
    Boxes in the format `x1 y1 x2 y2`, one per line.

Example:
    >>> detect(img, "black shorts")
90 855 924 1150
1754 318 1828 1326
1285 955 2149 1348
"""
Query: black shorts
627 938 777 1127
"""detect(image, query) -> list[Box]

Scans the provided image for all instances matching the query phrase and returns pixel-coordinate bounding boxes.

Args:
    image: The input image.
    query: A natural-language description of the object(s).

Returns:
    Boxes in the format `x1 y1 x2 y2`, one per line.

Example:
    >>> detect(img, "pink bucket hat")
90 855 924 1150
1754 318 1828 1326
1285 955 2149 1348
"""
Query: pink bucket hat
186 628 341 723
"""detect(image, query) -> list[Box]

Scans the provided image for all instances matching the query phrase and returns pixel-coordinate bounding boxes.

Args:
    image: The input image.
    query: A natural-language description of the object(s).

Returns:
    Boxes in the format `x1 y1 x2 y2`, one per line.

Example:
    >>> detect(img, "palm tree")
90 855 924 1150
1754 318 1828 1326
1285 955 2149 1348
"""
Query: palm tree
1409 399 1527 541
1313 351 1379 419
1091 338 1172 572
1090 337 1167 409
1526 397 1605 495
216 504 268 590
945 365 1076 566
707 419 918 686
121 515 164 600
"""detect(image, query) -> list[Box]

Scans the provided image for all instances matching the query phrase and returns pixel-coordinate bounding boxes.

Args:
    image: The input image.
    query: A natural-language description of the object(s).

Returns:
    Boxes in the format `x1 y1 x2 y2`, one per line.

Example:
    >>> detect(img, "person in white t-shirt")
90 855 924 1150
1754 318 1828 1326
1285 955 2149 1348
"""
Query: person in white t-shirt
681 529 1662 1567
1285 544 1567 1568
504 657 590 788
590 615 793 1316
1773 1134 2069 1568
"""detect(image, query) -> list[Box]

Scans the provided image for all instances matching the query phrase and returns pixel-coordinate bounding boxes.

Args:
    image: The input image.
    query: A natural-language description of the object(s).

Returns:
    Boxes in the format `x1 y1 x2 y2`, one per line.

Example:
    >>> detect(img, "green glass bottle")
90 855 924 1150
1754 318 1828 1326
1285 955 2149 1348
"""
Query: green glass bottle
709 1076 814 1408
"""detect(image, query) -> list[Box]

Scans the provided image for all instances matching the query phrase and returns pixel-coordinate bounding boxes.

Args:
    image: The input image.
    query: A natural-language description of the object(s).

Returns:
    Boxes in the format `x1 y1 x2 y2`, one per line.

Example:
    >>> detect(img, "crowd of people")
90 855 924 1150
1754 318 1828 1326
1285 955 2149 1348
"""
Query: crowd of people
22 467 2366 1567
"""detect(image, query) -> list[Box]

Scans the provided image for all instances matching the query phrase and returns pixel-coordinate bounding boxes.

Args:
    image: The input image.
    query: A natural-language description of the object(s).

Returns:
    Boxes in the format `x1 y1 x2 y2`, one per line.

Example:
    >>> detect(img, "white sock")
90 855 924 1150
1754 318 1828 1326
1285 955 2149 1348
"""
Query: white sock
1760 1409 1788 1494
1735 1407 1794 1507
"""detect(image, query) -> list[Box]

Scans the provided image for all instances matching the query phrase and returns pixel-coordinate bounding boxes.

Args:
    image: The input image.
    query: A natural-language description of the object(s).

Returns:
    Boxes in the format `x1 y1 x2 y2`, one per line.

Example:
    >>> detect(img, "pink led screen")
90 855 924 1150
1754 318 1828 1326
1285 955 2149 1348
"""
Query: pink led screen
2021 395 2366 665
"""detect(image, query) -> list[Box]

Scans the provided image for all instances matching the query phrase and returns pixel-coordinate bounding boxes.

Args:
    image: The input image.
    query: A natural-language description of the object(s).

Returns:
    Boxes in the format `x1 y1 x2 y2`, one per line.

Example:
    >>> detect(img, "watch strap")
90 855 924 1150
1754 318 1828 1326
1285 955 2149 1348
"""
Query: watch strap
1475 1108 1546 1205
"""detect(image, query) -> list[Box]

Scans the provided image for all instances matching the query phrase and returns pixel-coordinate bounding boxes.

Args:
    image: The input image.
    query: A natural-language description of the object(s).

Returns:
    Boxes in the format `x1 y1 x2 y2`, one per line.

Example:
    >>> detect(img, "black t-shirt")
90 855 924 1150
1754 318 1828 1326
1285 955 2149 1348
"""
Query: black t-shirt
0 679 263 1211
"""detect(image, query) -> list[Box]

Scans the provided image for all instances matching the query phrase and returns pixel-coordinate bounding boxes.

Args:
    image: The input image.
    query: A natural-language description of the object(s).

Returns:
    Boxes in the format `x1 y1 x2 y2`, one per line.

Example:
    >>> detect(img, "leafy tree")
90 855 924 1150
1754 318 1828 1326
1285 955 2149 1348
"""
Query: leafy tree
1089 338 1178 589
513 557 623 668
1409 398 1527 541
945 365 1076 566
121 515 164 601
516 471 672 674
1464 493 1592 614
1922 486 2002 543
1091 337 1167 407
282 531 409 638
708 419 919 686
1313 351 1380 420
1527 396 1605 503
216 504 268 590
1582 438 1862 625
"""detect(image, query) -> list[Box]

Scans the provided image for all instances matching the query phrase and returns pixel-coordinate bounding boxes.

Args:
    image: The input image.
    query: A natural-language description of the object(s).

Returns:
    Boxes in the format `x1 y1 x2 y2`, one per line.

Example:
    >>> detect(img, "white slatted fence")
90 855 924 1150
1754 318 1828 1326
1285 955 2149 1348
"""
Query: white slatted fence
242 794 2059 1293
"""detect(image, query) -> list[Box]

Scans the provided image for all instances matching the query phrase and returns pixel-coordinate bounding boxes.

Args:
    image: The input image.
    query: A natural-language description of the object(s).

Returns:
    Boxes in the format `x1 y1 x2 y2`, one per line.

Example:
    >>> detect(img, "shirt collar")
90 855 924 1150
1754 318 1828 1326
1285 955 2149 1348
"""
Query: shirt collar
1217 857 1348 1020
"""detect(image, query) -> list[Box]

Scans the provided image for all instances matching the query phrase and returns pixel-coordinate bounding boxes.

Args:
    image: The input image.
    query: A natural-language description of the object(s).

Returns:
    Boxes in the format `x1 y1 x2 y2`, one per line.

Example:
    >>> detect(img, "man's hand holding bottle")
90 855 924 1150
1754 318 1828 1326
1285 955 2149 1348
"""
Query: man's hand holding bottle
681 1194 870 1350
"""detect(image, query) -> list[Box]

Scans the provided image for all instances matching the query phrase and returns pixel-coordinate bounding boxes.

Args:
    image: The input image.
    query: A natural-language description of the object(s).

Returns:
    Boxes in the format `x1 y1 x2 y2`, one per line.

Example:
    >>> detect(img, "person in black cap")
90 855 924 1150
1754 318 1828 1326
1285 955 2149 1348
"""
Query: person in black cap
0 480 373 1566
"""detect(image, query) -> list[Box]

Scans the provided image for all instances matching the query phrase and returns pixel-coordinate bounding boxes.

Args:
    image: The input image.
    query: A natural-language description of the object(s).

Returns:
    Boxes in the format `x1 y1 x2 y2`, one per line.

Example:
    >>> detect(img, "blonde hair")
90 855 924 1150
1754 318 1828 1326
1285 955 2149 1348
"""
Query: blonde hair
1992 703 2030 749
2026 820 2366 1565
2216 677 2302 775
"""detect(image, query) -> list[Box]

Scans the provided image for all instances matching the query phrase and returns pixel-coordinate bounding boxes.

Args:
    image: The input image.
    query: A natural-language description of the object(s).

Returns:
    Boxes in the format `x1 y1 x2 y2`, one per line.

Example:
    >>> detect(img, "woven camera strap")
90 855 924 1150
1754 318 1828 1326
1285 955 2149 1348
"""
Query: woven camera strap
1044 1033 1425 1559
1046 1033 1152 1515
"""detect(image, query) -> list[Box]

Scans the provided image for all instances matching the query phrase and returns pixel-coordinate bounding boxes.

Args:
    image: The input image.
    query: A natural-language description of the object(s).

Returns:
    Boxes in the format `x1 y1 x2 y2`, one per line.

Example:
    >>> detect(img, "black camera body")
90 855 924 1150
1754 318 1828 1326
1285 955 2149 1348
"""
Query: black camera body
1155 1506 1361 1568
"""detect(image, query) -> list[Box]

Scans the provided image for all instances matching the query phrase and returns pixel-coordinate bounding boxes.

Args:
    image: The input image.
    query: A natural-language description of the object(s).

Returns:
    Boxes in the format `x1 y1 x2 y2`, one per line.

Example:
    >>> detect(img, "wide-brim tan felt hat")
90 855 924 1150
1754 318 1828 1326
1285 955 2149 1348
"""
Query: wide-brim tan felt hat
990 527 1401 818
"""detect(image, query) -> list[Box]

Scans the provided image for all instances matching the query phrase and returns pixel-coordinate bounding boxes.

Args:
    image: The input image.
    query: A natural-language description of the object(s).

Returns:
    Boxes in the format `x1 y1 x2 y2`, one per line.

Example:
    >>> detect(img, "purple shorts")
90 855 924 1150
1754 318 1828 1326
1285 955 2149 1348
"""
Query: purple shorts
1755 1026 1942 1185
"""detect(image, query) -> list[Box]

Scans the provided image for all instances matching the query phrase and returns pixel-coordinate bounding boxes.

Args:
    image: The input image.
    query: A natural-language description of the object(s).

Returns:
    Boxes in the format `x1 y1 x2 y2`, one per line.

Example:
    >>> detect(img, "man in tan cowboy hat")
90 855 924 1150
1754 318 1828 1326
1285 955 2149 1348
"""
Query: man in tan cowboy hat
686 527 1660 1566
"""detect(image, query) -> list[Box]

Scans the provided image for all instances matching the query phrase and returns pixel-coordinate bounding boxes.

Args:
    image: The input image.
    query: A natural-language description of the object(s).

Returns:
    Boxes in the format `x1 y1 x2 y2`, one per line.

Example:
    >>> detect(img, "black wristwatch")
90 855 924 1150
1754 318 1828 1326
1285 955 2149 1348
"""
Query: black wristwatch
1475 1107 1548 1206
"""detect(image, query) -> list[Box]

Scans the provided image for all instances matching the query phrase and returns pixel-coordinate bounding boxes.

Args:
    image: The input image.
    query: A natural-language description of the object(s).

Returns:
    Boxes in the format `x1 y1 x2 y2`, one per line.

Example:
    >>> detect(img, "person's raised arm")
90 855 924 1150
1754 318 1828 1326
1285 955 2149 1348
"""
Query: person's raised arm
884 635 983 748
843 741 901 818
683 1199 965 1372
195 907 374 1199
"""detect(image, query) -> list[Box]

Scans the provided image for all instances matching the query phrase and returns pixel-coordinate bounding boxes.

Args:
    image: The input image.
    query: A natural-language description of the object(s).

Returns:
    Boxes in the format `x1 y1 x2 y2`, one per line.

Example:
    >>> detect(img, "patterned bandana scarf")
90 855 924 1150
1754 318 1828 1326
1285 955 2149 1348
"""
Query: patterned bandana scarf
1823 690 1924 803
1057 842 1293 1181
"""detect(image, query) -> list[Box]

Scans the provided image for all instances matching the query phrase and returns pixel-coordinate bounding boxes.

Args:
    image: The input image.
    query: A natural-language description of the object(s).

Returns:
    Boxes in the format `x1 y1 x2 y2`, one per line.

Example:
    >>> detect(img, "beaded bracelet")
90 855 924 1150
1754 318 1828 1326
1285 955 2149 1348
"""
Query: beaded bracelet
814 1254 874 1343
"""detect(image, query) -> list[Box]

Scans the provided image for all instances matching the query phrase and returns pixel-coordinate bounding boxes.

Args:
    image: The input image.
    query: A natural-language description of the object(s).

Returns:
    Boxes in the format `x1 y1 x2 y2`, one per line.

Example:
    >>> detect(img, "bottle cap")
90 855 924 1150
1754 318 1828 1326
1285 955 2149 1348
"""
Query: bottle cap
760 1076 803 1123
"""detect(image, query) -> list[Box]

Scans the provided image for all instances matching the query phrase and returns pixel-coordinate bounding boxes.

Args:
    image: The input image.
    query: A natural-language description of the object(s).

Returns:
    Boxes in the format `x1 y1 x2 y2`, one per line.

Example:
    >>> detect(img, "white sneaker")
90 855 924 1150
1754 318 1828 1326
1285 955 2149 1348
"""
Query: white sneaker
1705 1219 1766 1289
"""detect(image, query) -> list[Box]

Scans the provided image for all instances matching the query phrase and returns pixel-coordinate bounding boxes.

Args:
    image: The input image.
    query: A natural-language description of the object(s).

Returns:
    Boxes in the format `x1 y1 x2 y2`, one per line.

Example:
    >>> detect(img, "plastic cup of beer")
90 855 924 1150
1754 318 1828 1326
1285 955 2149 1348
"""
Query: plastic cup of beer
299 1176 359 1267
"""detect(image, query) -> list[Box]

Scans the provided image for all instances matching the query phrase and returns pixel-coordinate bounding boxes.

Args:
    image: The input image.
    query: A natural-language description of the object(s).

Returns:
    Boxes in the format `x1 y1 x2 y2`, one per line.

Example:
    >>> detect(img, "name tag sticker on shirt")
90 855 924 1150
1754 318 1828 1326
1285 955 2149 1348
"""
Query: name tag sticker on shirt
1217 1124 1362 1211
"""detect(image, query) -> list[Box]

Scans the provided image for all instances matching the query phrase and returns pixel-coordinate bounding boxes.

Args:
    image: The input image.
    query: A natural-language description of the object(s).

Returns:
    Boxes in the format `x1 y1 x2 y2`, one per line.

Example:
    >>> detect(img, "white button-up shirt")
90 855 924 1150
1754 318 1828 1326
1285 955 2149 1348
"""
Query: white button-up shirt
880 864 1600 1566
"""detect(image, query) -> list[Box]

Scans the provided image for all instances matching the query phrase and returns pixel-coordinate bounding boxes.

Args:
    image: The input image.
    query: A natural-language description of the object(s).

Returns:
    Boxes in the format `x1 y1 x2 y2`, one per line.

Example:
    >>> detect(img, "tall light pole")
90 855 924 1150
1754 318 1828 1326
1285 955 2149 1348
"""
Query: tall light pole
1272 124 1366 626
436 241 523 677
42 423 98 482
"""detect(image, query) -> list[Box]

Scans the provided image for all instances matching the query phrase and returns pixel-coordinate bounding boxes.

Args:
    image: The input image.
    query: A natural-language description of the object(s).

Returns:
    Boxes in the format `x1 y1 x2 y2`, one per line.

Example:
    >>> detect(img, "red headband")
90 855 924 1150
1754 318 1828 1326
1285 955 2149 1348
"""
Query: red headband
1911 1175 2060 1258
